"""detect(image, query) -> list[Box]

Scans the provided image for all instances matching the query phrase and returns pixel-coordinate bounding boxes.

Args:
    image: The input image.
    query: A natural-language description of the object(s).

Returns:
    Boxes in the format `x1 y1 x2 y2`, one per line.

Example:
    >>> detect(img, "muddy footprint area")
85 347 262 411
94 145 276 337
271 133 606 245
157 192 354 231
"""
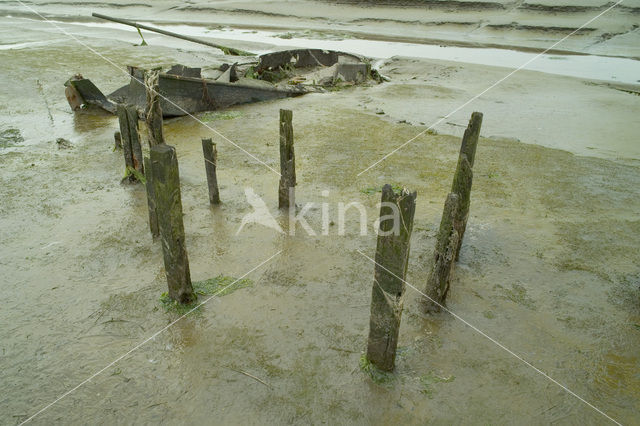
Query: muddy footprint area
1 17 640 426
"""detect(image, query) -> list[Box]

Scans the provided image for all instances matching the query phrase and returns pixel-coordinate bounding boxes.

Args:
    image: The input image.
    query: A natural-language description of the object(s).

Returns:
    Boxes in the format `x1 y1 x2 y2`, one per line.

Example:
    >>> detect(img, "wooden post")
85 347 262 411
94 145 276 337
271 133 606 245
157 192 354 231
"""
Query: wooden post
143 156 159 238
460 112 482 168
127 105 144 174
117 104 144 183
366 185 417 372
423 193 460 312
145 70 164 147
151 144 195 304
278 109 296 209
114 131 122 149
202 138 220 205
117 104 134 180
451 112 482 259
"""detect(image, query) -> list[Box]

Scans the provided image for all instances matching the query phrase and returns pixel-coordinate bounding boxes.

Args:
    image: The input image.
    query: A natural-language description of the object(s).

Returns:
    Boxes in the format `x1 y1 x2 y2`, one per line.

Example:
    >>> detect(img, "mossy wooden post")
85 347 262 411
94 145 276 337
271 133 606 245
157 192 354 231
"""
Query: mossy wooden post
424 192 460 312
143 156 159 238
202 138 221 205
151 144 195 304
145 70 164 147
278 109 296 209
143 71 162 236
366 185 417 372
451 112 482 259
117 104 144 183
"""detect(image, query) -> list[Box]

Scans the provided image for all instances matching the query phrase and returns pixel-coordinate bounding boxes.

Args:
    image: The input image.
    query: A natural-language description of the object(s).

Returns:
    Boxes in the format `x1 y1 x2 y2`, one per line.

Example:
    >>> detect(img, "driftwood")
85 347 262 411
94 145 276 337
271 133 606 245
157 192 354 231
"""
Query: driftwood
151 144 195 304
366 185 417 372
278 109 296 209
92 13 255 56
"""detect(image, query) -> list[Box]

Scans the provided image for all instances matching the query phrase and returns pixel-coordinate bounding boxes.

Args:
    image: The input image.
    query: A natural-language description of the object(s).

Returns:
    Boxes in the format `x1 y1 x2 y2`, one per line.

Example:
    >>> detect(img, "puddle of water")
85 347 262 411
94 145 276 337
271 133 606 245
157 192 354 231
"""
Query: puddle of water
51 19 640 85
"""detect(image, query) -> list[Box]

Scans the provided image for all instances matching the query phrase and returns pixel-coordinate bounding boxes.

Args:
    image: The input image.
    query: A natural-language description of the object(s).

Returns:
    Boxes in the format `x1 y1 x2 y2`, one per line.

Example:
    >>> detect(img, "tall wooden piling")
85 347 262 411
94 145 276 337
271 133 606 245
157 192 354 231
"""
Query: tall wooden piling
117 104 144 182
278 109 296 209
151 144 195 304
451 112 482 259
202 138 221 205
143 156 159 238
145 70 164 147
422 112 482 312
423 192 460 312
366 185 417 372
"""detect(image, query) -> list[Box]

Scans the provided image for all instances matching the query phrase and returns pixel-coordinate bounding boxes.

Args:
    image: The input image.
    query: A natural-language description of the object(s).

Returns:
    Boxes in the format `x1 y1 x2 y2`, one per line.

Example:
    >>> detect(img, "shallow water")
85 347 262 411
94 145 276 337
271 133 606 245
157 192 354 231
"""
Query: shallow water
1 14 639 426
39 19 640 84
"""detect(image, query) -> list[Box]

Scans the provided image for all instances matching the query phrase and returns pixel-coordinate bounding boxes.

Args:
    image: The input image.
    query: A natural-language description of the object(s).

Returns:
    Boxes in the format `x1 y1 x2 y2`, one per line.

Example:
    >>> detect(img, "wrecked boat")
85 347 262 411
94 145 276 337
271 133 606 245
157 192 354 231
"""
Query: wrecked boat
65 49 375 117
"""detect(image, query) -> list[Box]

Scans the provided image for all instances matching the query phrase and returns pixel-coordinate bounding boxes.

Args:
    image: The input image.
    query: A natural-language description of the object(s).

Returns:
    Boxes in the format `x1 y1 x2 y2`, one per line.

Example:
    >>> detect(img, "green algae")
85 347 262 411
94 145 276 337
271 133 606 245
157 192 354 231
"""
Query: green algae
160 275 254 314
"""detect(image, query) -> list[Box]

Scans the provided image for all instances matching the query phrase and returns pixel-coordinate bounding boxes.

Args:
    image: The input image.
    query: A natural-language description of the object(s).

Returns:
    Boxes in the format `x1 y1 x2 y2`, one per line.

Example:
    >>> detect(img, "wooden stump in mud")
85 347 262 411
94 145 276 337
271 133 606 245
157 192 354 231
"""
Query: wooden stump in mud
114 131 122 150
422 111 482 312
423 193 460 312
151 144 195 304
366 185 417 372
143 156 159 239
452 112 482 259
117 104 144 183
202 138 221 205
278 109 296 209
144 70 164 147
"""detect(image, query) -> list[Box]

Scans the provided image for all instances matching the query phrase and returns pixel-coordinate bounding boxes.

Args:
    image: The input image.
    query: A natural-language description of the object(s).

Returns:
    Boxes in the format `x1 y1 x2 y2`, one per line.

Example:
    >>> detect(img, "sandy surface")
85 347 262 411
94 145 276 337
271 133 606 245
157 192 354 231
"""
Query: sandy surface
1 2 639 425
3 0 640 58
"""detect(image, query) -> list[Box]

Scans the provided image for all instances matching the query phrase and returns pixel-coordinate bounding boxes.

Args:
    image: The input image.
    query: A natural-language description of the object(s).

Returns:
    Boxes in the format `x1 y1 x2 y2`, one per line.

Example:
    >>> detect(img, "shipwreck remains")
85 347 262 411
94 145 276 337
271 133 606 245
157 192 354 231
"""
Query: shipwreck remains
65 50 376 117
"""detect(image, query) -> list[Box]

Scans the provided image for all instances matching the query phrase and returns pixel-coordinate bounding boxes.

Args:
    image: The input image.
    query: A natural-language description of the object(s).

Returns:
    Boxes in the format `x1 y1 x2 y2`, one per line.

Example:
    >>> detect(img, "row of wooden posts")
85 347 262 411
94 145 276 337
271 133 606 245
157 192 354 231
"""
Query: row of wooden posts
114 72 482 373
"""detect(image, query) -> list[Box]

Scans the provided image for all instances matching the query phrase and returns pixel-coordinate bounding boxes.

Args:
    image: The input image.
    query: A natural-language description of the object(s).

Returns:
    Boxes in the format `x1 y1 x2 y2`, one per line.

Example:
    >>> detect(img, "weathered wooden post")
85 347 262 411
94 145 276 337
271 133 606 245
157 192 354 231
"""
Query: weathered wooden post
151 144 195 304
117 105 134 177
127 105 144 174
460 111 482 168
423 193 460 312
366 184 417 371
117 104 144 182
422 112 482 312
143 156 159 238
278 109 296 209
202 138 221 205
144 70 164 147
451 112 482 259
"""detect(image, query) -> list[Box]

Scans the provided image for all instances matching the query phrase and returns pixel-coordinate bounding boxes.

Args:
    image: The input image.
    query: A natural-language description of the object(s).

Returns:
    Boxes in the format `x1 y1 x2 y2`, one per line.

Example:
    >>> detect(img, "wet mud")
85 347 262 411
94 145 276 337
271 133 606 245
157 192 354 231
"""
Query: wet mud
1 3 639 425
